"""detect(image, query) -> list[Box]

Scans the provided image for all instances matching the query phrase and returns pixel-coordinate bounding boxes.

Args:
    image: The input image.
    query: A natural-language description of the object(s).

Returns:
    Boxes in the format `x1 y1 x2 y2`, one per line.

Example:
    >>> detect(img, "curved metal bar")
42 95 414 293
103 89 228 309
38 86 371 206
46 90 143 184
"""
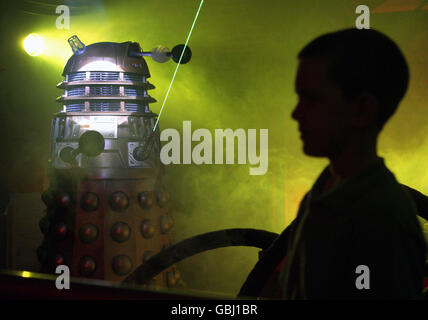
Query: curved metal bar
123 228 279 285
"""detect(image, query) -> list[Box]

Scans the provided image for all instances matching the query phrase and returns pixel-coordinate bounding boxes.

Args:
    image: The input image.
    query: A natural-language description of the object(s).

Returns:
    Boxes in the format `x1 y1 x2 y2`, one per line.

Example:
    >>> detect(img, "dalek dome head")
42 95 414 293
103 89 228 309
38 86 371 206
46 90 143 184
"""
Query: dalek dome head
57 35 158 113
62 36 150 77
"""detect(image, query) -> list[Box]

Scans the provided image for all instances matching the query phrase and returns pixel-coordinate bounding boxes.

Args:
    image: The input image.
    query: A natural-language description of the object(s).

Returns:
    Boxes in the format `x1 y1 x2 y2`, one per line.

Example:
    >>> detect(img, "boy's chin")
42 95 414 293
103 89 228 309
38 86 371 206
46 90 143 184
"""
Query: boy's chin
302 144 329 158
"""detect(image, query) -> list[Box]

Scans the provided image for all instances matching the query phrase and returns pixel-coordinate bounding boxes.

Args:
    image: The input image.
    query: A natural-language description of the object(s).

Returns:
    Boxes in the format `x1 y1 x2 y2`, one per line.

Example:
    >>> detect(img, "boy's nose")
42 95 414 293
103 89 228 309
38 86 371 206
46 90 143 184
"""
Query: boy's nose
291 102 303 121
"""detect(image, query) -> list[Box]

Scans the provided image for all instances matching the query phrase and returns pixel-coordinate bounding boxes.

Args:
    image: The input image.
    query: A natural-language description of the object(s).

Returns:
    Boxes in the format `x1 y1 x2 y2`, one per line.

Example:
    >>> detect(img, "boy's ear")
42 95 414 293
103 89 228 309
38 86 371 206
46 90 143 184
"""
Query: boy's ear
350 92 379 128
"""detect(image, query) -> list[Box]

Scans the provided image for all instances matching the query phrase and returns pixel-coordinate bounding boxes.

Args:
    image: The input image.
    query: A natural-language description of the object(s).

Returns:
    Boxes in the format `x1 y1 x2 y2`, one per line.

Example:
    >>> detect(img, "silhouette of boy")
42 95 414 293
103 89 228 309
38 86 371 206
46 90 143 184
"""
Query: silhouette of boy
239 28 427 299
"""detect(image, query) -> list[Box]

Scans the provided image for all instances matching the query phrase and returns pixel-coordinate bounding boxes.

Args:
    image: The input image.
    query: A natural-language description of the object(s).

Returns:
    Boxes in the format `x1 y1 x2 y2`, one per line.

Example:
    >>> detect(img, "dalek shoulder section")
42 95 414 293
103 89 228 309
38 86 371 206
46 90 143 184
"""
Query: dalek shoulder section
49 113 161 176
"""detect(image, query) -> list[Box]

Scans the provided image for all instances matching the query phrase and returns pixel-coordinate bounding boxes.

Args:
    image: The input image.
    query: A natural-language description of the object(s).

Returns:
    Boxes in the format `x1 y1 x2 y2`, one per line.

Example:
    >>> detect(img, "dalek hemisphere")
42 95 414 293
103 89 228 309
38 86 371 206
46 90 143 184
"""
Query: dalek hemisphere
38 36 184 288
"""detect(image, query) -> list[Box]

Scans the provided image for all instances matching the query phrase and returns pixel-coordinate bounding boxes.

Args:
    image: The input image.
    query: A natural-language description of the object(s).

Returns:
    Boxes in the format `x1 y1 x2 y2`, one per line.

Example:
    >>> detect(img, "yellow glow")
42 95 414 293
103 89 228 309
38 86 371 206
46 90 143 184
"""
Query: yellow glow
23 33 43 56
21 271 31 278
21 23 113 68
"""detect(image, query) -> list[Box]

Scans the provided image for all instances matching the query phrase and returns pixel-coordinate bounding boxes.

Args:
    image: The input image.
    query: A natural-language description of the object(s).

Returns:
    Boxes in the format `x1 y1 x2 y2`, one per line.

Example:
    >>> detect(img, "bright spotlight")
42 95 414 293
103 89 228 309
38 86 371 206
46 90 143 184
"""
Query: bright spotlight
24 33 43 56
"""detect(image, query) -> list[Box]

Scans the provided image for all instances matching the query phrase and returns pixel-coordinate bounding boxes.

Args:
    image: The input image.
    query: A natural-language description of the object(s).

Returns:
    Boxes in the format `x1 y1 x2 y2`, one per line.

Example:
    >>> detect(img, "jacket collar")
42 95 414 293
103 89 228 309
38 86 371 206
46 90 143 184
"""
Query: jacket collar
309 157 392 210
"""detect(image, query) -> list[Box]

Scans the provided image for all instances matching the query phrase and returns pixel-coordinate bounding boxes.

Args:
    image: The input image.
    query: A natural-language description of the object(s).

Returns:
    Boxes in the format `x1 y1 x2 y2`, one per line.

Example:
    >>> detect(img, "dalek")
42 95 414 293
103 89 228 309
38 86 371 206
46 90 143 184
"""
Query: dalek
37 35 191 288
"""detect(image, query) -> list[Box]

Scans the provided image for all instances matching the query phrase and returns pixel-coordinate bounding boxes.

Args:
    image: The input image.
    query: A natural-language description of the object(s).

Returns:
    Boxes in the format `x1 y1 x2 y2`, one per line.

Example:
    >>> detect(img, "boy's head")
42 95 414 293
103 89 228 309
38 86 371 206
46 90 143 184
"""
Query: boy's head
292 28 409 157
